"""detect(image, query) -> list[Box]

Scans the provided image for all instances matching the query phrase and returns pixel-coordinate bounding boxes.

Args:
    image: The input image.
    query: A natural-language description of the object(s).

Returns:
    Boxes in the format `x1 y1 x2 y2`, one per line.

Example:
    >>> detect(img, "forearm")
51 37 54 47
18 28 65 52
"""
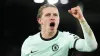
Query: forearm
78 18 98 51
68 6 98 51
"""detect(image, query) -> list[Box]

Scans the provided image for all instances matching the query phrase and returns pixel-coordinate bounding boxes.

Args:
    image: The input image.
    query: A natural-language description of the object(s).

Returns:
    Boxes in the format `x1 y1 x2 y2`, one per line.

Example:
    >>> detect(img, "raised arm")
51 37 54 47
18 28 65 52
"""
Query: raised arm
68 6 98 52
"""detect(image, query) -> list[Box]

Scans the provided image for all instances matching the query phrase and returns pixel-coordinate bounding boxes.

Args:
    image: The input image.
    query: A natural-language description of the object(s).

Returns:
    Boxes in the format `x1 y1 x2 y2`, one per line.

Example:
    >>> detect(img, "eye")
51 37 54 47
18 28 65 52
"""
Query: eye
53 13 58 16
45 13 51 17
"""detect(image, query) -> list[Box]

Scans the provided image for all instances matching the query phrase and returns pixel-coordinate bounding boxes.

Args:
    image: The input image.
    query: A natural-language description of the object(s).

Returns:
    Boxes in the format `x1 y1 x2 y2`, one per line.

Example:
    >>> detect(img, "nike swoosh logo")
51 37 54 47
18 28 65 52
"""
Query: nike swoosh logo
31 51 38 53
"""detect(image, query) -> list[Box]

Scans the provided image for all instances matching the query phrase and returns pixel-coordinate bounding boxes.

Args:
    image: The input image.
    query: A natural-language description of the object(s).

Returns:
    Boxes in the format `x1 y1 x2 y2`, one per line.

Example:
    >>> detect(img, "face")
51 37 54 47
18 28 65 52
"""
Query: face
38 7 60 32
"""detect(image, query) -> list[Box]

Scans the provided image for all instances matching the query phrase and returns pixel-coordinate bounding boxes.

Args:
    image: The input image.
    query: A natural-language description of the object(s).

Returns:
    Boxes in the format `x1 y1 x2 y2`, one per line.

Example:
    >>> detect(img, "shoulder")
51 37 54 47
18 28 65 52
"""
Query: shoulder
59 31 71 37
58 30 71 39
27 32 40 40
22 32 40 46
59 31 80 39
21 32 40 53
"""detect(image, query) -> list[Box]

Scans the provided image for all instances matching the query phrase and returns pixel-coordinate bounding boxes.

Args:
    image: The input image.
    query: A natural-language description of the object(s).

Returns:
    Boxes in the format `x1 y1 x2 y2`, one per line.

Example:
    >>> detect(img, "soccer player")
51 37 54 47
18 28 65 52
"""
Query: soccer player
21 4 98 56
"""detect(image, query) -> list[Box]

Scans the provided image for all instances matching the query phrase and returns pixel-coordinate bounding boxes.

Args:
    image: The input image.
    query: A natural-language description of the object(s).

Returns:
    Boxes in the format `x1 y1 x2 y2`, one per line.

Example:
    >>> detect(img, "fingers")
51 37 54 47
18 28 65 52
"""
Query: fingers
68 6 84 19
68 10 71 14
68 6 80 14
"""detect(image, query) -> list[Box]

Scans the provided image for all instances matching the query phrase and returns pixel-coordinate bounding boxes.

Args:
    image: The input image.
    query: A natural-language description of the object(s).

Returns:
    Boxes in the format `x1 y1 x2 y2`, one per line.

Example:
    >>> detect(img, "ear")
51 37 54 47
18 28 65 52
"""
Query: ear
37 18 42 25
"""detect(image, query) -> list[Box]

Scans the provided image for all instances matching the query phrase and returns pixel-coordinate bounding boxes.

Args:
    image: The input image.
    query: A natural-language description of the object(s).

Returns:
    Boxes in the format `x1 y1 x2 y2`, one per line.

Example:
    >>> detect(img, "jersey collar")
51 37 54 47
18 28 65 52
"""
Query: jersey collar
40 31 58 41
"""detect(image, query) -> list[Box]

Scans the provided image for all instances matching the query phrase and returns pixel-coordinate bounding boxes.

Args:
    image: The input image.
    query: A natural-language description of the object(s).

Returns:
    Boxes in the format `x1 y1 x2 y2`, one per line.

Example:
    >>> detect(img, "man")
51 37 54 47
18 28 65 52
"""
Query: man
21 4 98 56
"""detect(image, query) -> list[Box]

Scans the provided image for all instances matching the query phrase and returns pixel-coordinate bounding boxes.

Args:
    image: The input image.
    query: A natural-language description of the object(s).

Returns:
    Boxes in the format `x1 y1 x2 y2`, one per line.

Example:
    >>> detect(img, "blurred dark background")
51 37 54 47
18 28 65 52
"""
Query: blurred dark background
4 0 100 56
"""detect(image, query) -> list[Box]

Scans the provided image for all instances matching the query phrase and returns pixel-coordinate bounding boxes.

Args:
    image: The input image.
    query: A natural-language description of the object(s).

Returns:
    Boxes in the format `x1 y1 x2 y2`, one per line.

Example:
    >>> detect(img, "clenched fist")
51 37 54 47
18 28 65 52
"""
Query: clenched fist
68 6 84 20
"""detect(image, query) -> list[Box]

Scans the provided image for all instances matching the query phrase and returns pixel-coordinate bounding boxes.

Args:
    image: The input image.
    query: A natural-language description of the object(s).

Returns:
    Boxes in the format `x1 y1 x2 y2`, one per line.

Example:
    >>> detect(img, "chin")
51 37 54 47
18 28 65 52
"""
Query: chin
50 28 57 31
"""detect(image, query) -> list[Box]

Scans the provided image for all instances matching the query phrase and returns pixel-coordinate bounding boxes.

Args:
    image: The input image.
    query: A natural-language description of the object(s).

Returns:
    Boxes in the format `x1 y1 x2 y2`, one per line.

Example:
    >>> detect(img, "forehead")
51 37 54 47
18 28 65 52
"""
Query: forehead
42 7 59 14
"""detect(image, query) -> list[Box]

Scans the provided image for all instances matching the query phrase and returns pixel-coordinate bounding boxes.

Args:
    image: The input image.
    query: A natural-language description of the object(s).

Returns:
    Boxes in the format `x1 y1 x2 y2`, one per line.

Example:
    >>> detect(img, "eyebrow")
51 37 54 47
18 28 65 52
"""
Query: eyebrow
45 13 58 14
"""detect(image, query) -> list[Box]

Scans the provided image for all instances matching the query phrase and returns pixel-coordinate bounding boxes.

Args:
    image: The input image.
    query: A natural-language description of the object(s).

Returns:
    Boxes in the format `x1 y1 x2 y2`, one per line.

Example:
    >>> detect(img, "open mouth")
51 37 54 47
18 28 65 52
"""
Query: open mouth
50 22 55 27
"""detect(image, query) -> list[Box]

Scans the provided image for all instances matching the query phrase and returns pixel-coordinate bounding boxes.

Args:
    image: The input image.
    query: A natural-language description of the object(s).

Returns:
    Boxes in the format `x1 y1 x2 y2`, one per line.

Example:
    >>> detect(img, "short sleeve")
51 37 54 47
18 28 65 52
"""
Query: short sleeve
68 33 80 49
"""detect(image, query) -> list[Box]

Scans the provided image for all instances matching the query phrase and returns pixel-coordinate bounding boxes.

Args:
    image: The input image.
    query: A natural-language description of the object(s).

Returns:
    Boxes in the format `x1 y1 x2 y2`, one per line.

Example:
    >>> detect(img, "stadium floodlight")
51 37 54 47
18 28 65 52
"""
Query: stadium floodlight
34 0 44 3
47 0 59 4
60 0 68 4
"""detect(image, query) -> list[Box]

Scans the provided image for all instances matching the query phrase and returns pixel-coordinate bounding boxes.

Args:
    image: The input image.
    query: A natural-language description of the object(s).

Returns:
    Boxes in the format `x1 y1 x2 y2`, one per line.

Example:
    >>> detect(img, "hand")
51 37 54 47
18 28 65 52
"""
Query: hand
68 6 84 20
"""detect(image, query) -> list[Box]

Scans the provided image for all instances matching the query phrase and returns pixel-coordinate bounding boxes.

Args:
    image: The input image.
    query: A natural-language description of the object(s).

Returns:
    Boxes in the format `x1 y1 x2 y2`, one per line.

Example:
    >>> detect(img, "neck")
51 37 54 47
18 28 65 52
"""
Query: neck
41 30 57 39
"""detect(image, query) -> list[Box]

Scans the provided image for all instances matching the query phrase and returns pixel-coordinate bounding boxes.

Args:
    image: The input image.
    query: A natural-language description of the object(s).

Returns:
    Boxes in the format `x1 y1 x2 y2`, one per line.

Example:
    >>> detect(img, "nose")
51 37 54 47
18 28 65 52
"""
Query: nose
49 14 56 21
50 18 55 21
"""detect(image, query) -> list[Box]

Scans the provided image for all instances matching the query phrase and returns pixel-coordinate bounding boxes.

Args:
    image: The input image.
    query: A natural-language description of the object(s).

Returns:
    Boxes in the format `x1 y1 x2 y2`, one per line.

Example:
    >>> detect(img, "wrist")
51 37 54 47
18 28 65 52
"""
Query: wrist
78 17 86 23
